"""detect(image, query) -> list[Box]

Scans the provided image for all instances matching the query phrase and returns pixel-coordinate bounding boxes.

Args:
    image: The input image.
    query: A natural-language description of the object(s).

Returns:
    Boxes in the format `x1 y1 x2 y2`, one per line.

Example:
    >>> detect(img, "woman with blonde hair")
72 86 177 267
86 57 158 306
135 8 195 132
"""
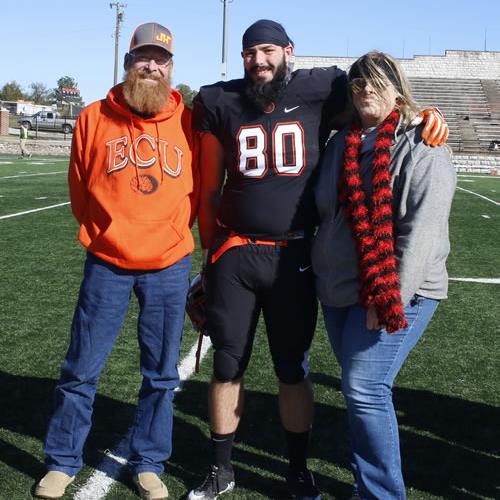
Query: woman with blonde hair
312 51 456 498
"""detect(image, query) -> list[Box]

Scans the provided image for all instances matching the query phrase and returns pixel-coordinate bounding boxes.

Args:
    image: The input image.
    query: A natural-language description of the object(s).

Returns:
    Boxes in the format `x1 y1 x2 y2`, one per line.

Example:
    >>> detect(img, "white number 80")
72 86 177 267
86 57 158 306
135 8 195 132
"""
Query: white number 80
237 122 305 178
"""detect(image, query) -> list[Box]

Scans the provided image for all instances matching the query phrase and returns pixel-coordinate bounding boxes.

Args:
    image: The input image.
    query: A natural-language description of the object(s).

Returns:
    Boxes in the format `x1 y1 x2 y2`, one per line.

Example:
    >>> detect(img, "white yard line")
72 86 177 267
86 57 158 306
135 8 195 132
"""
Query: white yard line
456 186 500 206
0 202 70 220
0 171 65 179
73 442 130 500
457 174 500 180
177 336 212 387
450 277 500 284
74 336 212 500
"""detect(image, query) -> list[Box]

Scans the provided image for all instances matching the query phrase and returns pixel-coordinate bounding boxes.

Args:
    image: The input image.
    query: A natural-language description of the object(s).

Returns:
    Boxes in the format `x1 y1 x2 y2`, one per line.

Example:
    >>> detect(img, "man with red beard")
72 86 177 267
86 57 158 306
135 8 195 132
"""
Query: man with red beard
34 23 197 500
188 19 447 500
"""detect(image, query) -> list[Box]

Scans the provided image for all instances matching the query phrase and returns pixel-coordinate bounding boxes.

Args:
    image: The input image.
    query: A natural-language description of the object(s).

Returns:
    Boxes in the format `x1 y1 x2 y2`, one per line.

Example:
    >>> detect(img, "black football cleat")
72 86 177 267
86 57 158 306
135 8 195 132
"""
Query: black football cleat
286 468 321 500
187 465 235 500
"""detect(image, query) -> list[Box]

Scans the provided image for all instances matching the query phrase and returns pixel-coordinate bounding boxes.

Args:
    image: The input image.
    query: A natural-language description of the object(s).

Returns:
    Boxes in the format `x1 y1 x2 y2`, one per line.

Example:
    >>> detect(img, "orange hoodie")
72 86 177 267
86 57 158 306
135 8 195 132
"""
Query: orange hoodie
68 84 198 270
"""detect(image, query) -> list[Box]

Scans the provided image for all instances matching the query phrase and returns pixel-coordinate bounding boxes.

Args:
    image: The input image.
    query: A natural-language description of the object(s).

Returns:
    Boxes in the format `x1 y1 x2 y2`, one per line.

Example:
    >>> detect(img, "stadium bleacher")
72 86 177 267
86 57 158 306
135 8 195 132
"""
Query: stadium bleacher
409 78 500 152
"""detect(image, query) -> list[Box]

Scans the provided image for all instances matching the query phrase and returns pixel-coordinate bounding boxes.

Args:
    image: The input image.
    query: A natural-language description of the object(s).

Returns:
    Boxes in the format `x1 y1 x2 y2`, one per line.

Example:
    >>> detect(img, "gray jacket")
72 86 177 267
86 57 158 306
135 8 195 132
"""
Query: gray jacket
311 123 456 307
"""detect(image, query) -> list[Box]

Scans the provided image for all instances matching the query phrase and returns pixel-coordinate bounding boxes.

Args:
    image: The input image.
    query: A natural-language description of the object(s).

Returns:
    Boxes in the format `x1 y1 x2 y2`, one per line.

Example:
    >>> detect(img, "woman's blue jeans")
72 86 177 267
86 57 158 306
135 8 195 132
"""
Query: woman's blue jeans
44 252 191 476
322 295 439 499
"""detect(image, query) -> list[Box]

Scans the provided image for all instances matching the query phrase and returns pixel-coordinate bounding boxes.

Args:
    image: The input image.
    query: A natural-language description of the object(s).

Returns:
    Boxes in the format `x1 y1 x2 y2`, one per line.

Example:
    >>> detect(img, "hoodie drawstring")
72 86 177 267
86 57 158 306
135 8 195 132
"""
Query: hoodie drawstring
127 119 141 189
155 121 164 184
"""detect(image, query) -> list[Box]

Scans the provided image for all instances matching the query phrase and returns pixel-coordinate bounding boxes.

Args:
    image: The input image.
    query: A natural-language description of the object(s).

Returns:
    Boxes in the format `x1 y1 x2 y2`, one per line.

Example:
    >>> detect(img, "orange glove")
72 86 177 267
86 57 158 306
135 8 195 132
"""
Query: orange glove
418 107 449 147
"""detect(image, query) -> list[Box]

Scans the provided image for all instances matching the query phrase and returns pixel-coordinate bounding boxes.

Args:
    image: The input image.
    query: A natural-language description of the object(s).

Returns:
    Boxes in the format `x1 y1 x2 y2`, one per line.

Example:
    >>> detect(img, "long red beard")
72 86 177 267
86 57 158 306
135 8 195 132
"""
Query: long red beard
122 68 171 115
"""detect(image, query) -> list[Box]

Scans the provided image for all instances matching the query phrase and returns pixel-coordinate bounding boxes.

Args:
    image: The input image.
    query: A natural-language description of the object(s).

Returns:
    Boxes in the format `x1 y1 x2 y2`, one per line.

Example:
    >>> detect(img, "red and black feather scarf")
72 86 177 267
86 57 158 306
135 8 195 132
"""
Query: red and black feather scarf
339 109 407 333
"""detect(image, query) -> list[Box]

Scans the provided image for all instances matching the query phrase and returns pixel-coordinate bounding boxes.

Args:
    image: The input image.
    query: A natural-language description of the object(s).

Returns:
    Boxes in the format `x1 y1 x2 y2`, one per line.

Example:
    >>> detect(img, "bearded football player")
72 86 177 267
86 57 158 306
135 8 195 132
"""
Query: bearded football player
187 18 448 500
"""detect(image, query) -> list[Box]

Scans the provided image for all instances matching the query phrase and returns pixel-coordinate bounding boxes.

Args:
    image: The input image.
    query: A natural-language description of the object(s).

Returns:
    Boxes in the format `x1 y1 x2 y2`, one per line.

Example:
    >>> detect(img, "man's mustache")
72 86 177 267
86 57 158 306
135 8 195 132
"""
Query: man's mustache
250 65 273 72
137 70 162 80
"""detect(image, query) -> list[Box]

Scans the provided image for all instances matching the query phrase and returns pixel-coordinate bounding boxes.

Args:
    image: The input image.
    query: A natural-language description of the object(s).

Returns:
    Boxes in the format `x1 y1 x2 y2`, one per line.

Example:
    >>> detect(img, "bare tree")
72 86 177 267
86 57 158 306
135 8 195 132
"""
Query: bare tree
29 82 51 104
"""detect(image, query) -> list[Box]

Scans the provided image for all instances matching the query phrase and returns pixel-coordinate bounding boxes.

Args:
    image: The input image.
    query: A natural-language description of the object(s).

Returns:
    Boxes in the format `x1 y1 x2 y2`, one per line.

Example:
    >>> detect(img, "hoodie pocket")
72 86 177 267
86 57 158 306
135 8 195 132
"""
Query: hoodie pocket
88 216 184 265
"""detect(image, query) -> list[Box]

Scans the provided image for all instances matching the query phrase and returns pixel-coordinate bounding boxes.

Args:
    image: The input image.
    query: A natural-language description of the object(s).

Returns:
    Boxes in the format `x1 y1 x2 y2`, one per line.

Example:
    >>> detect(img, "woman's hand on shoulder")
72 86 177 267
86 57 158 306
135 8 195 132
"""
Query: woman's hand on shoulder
366 305 381 330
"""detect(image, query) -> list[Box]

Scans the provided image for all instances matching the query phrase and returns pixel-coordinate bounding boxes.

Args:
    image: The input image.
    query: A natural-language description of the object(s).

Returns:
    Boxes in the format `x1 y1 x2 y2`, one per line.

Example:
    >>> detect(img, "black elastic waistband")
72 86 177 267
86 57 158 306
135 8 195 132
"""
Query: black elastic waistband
217 228 308 242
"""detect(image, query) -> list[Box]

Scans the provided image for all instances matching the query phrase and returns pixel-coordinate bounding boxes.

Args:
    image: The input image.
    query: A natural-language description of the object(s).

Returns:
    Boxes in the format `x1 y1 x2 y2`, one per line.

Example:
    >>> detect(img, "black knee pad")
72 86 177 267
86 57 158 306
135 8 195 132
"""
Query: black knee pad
213 349 245 382
274 359 307 385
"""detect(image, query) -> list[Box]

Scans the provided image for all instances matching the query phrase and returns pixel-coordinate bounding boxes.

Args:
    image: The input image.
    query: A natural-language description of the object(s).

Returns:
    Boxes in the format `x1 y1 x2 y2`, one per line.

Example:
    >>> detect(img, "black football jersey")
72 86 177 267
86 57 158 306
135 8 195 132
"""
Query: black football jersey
193 66 347 238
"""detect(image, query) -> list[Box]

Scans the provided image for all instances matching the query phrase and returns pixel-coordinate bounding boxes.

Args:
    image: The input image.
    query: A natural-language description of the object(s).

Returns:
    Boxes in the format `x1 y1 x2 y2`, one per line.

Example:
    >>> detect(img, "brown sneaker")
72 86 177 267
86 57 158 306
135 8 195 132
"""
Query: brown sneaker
34 471 75 498
133 472 169 500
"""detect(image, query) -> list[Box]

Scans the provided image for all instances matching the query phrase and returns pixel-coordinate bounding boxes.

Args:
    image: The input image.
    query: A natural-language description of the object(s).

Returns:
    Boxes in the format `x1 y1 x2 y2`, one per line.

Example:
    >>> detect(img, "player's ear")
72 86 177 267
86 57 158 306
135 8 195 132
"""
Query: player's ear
284 45 293 62
124 52 133 70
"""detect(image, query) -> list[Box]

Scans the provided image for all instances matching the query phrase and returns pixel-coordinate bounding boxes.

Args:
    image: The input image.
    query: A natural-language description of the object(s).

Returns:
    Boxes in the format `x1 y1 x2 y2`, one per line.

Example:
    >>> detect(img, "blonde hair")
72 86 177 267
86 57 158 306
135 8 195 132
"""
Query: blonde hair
348 51 420 125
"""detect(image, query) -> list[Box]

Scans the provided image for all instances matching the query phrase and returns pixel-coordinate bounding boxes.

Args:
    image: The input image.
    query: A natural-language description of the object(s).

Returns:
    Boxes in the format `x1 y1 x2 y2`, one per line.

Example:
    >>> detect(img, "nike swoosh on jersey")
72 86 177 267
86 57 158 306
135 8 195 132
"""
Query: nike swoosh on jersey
299 265 311 272
284 106 300 113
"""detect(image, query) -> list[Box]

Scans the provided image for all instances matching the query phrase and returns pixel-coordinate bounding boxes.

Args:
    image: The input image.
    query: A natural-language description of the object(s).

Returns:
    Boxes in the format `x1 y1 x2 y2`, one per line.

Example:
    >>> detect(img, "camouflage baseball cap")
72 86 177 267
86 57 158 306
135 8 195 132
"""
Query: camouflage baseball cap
129 22 174 55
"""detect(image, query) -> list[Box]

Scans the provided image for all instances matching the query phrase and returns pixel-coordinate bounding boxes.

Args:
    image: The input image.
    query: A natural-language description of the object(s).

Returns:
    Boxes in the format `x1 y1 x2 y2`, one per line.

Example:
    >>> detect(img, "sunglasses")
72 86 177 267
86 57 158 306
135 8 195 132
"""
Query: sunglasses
349 77 368 94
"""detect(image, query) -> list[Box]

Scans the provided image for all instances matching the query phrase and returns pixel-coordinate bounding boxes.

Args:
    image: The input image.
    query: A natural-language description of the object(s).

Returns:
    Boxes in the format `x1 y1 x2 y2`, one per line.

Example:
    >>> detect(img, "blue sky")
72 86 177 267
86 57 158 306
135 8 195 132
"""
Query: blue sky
2 0 500 105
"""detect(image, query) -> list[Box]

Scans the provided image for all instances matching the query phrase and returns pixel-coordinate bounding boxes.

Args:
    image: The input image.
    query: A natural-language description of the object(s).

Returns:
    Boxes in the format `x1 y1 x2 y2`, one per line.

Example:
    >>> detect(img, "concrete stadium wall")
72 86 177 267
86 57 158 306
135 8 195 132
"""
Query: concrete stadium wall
0 140 70 156
292 50 500 79
452 153 500 173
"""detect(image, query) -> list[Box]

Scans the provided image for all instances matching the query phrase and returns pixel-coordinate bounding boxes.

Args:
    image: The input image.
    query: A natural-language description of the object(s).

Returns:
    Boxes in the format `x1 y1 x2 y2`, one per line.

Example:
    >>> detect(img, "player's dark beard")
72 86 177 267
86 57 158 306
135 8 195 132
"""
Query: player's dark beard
122 67 171 116
244 57 288 111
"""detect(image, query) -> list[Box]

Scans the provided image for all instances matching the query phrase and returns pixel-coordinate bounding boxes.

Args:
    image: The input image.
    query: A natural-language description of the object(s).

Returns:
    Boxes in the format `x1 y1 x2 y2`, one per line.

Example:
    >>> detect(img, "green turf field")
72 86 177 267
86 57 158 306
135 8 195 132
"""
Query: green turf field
0 156 498 499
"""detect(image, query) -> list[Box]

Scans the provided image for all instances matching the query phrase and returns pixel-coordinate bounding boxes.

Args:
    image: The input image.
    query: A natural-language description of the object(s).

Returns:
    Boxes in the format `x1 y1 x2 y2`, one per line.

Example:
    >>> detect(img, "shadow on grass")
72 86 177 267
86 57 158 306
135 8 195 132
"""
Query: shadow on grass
0 370 139 494
311 372 499 499
171 378 351 499
1 370 498 499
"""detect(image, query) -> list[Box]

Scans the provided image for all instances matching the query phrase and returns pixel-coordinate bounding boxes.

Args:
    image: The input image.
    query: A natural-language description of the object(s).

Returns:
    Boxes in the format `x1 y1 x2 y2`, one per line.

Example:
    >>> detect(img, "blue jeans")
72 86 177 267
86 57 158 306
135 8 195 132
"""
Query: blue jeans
44 252 191 475
322 296 439 499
